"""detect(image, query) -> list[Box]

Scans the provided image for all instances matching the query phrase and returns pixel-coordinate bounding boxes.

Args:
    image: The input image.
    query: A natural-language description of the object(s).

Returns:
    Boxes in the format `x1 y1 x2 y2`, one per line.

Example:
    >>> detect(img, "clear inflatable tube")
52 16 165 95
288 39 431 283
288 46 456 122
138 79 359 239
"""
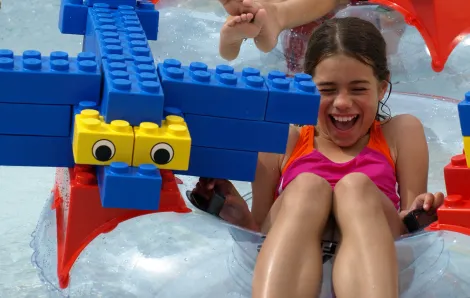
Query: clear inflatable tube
31 190 470 297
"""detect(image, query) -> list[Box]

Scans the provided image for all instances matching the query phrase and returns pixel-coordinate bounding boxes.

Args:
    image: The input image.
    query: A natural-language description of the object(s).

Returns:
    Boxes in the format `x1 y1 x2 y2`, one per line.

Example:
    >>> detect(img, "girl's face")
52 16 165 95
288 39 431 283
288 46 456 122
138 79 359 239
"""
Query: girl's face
313 54 388 147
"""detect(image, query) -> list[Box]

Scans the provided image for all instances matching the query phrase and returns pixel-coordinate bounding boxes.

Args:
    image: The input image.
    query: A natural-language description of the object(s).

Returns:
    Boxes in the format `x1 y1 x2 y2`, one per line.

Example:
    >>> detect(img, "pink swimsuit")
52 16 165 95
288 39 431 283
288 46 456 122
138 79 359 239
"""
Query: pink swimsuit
276 121 400 209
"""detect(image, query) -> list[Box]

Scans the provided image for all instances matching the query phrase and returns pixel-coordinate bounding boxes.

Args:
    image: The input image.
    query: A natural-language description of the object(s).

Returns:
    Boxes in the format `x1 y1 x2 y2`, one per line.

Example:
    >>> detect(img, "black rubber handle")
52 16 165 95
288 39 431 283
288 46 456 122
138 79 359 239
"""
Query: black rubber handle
403 208 438 233
186 190 226 217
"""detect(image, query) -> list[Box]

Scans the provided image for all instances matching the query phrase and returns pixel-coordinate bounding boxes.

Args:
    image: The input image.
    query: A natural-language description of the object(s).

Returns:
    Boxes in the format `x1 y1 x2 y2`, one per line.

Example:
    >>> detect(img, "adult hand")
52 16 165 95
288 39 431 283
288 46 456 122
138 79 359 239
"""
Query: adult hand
193 178 254 229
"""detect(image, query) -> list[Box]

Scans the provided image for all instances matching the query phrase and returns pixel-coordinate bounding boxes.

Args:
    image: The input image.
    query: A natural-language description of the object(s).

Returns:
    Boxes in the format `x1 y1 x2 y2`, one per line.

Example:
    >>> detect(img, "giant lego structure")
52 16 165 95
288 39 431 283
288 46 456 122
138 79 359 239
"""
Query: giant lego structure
1 0 322 288
0 0 469 290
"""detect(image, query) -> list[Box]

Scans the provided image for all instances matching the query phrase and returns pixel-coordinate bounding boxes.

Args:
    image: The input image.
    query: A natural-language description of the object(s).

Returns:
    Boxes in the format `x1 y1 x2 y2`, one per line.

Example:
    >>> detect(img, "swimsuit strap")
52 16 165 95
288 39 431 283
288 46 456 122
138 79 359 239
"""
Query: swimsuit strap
282 125 314 175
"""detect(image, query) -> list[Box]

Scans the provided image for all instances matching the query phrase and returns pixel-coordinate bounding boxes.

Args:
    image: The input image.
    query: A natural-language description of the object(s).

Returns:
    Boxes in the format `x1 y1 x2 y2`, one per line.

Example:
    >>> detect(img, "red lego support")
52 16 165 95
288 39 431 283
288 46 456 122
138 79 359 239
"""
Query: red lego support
369 0 470 72
427 154 470 235
52 165 191 289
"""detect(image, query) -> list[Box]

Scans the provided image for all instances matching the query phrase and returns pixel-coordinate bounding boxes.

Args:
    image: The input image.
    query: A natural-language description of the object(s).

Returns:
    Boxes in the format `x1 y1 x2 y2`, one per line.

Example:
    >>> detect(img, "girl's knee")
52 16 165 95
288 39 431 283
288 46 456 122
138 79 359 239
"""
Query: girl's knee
290 172 331 191
287 173 332 199
334 173 382 210
335 173 378 196
282 172 332 210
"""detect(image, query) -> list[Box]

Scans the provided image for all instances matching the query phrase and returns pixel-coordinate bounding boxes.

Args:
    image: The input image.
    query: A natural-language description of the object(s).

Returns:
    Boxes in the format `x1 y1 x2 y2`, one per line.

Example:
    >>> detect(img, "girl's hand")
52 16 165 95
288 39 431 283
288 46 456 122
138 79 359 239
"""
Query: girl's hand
193 178 254 229
399 192 445 219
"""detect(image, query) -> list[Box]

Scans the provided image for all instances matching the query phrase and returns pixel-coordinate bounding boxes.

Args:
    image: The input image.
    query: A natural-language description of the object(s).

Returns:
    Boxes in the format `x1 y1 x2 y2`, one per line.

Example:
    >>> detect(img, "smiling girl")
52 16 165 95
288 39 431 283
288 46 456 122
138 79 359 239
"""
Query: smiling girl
195 17 443 298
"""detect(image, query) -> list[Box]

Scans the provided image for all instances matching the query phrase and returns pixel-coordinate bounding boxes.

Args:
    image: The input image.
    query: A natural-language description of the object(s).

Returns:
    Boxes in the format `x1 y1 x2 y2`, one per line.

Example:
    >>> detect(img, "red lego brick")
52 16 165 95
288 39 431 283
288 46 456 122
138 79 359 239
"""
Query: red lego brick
427 154 470 236
54 165 191 289
159 170 191 212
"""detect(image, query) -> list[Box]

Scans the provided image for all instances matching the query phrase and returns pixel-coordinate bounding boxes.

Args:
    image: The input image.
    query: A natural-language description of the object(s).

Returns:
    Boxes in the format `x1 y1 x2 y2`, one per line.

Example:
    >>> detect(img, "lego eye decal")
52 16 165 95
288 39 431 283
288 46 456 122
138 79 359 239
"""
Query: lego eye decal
151 143 174 165
92 139 116 162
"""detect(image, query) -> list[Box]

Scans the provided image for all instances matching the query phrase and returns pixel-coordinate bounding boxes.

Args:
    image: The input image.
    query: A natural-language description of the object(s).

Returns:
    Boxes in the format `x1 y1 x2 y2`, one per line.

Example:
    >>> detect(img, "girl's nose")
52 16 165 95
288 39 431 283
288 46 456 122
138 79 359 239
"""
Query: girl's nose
333 92 353 110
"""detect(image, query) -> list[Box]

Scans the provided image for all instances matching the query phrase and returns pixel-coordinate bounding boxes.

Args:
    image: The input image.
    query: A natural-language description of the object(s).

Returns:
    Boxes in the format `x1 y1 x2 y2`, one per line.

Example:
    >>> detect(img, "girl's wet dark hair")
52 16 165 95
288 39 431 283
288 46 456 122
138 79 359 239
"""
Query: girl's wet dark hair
304 17 392 121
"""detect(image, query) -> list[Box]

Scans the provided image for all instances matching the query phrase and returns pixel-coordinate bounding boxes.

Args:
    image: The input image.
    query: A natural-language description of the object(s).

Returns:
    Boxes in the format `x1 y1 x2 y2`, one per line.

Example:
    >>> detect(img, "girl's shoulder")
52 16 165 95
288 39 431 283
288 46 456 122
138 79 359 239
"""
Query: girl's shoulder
380 114 425 155
381 114 424 133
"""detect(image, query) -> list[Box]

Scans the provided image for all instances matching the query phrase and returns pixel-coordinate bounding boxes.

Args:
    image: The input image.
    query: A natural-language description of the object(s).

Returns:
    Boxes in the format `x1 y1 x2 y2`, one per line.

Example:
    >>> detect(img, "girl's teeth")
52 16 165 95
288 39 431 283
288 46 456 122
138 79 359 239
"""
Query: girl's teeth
333 116 357 122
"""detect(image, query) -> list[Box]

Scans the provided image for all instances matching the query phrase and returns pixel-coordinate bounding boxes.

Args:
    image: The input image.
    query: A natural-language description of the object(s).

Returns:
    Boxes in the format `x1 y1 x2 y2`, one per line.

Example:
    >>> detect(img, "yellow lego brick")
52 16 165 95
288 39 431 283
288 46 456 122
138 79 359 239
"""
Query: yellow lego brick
166 115 187 127
73 109 100 152
463 137 470 167
73 109 135 165
78 109 100 120
133 115 191 170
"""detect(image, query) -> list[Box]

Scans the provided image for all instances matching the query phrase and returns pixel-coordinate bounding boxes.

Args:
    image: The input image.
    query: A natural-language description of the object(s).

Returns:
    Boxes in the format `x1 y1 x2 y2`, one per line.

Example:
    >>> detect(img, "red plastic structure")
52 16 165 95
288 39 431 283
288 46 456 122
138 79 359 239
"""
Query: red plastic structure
427 154 470 235
369 0 470 72
52 165 191 289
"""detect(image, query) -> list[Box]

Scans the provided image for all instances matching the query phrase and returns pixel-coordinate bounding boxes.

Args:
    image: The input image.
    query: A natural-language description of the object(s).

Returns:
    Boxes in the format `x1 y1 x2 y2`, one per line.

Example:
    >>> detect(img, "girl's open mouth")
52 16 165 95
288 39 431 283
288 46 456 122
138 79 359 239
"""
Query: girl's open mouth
330 115 359 131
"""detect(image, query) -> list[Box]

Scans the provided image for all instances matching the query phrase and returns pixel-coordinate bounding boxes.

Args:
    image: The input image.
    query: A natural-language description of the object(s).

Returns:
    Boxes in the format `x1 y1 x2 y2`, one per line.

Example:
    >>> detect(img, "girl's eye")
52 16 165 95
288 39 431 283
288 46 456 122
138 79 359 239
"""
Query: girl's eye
352 88 367 92
319 89 335 93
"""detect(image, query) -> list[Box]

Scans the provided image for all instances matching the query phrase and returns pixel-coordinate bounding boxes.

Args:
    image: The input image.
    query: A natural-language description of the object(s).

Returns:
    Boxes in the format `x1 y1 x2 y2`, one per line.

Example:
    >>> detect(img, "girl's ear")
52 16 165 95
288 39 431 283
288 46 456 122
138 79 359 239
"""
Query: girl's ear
379 74 391 101
379 80 389 100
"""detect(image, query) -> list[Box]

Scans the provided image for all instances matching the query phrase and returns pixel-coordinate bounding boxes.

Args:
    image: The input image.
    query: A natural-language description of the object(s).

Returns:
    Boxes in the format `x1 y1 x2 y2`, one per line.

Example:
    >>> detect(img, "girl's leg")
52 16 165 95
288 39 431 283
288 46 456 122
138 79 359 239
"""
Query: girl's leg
253 172 333 298
331 173 401 298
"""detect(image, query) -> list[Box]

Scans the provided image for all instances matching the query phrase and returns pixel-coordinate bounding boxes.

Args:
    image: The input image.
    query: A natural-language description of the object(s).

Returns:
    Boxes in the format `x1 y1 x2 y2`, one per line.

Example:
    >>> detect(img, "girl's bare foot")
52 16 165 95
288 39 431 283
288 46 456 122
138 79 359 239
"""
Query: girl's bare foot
253 5 282 53
223 13 263 41
220 13 264 60
219 2 283 60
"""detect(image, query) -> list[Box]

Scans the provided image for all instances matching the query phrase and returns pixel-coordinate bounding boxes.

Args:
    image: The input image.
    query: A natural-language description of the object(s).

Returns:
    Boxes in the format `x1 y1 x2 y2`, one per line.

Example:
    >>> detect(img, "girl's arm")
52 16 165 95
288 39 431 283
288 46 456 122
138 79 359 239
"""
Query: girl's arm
250 125 301 231
389 114 429 211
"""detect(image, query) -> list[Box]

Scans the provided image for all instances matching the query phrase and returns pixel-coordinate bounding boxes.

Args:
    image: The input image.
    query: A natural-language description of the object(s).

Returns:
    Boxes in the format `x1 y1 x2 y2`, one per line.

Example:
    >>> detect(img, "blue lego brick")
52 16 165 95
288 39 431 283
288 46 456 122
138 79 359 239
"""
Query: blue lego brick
0 50 101 105
173 146 258 181
0 135 73 167
101 58 164 126
74 101 100 115
184 114 289 153
0 103 71 137
136 1 159 40
96 30 151 62
81 1 160 42
157 59 269 121
458 92 470 136
84 5 146 61
59 0 88 35
88 4 144 32
97 162 162 210
264 71 320 125
164 107 184 118
84 4 152 62
83 12 99 57
85 0 136 8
